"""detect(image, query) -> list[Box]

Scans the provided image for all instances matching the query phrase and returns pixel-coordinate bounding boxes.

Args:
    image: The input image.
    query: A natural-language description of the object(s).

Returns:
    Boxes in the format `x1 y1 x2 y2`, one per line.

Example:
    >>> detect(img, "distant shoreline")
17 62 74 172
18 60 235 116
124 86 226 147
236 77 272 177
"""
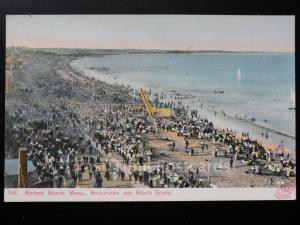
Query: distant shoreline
6 46 294 56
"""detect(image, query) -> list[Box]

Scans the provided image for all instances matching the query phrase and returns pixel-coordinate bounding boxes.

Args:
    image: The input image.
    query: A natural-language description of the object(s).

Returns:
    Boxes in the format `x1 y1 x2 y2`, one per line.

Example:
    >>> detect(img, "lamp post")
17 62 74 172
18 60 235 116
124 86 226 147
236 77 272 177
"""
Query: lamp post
18 148 27 188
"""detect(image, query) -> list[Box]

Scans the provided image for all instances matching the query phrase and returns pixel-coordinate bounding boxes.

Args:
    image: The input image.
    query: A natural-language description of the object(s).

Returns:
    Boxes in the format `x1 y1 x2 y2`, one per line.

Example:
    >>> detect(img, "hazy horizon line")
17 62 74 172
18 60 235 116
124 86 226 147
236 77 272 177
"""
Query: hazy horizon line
6 45 295 54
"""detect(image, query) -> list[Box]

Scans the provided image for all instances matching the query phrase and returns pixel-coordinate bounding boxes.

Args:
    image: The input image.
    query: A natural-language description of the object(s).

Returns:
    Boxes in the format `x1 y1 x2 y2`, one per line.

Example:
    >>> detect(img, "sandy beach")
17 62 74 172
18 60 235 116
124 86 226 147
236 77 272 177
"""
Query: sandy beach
5 48 296 188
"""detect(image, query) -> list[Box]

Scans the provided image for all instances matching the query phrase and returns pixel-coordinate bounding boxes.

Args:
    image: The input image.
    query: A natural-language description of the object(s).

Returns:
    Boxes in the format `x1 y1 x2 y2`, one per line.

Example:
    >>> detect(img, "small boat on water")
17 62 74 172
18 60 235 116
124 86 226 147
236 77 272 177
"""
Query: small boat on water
288 89 295 110
237 68 241 81
214 90 224 94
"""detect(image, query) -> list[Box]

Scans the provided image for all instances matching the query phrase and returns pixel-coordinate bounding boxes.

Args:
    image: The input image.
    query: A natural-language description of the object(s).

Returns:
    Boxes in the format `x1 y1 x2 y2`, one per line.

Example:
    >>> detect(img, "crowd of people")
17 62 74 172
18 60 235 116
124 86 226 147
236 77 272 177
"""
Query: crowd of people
140 91 297 184
5 54 296 189
6 86 296 189
6 103 104 188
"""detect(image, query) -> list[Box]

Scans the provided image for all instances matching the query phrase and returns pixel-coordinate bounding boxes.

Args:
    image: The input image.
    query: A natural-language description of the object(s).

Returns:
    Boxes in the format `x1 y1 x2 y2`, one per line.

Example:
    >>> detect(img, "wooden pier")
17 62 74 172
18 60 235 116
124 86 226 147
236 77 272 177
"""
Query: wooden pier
139 88 153 116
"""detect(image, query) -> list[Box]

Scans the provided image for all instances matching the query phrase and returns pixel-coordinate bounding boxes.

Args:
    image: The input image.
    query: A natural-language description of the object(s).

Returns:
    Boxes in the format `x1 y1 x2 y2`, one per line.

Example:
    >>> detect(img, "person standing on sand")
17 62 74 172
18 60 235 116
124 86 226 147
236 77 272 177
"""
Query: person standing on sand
185 139 189 148
230 157 234 168
117 168 122 180
138 172 143 184
190 148 194 156
201 143 205 153
95 169 103 188
121 171 125 181
105 169 110 181
134 171 139 183
149 178 153 188
79 171 82 182
89 168 92 180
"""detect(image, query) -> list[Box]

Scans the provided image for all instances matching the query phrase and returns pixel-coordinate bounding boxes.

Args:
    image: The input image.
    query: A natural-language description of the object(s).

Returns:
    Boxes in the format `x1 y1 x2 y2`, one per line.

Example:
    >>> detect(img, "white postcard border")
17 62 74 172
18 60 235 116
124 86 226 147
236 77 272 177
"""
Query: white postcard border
4 187 296 202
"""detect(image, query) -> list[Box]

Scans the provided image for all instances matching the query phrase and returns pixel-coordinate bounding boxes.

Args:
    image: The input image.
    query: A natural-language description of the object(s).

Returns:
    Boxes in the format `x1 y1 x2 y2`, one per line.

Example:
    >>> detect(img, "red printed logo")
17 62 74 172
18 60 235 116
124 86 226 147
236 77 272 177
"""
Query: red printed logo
274 186 295 199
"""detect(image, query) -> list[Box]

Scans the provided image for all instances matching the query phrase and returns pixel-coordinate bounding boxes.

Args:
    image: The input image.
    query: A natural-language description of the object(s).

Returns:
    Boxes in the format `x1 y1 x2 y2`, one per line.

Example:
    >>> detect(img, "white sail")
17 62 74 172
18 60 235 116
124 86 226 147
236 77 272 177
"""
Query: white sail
290 89 295 106
237 68 241 81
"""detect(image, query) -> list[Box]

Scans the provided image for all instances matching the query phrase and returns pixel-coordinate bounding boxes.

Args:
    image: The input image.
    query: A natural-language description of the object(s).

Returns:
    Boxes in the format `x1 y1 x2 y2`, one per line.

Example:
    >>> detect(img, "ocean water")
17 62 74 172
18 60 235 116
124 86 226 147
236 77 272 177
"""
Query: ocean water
71 53 295 150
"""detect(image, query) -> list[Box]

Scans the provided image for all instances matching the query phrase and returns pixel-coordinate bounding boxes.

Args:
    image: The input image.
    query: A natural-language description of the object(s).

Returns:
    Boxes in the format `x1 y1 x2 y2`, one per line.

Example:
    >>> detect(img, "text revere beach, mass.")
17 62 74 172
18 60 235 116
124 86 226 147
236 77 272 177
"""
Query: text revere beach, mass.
20 189 172 197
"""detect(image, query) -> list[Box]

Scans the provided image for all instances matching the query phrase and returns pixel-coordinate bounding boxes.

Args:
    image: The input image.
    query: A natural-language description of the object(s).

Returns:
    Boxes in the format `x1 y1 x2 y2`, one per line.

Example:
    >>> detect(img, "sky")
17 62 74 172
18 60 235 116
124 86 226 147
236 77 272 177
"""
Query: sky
6 15 295 52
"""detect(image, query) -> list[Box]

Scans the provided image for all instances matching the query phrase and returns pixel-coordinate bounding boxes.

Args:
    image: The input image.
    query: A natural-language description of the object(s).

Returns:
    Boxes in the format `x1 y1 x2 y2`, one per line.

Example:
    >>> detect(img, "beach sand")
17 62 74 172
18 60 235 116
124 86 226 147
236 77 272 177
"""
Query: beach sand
5 51 296 188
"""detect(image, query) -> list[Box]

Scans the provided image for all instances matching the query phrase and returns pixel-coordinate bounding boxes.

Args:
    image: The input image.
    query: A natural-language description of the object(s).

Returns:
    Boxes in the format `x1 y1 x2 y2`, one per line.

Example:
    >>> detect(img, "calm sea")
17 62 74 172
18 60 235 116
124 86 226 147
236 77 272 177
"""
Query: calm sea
71 53 295 150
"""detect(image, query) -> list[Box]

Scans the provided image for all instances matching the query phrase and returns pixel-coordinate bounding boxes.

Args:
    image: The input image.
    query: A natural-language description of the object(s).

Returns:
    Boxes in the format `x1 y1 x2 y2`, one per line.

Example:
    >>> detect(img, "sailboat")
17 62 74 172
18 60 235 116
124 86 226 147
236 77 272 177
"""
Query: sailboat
289 89 295 110
237 68 241 82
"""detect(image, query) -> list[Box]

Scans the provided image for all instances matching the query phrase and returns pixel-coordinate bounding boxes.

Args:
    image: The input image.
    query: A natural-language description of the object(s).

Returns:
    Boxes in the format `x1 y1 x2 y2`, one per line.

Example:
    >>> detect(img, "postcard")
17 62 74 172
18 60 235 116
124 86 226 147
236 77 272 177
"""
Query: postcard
4 15 296 201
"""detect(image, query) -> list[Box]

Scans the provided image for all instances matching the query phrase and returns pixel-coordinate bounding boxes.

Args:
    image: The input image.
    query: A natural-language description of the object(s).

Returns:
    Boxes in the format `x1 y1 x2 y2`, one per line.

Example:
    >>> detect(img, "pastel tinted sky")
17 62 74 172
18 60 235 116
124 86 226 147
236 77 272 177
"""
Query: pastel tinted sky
6 15 295 52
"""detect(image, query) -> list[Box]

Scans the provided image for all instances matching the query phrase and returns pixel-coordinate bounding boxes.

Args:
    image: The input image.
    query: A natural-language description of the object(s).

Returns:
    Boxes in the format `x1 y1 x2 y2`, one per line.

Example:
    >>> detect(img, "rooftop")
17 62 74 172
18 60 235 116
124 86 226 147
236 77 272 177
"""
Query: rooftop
5 159 36 176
